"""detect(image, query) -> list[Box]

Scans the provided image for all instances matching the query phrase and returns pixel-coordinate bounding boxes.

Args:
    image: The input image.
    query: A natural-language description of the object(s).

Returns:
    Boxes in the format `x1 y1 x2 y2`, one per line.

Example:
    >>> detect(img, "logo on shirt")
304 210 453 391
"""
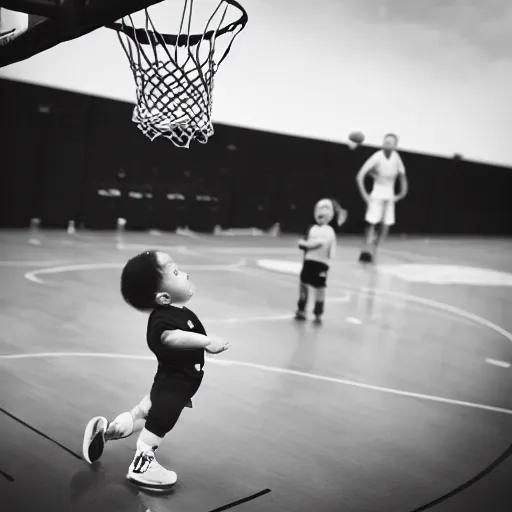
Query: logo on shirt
187 320 194 329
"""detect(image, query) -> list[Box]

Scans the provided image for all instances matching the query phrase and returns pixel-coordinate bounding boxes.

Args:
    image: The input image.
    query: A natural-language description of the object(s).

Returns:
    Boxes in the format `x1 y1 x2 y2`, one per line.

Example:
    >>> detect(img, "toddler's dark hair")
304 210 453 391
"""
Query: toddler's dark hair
121 251 163 311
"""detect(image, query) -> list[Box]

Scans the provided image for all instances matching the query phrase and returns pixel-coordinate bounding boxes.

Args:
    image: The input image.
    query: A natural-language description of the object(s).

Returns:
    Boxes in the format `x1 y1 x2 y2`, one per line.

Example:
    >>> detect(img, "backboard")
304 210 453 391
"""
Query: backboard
0 0 164 68
0 0 248 148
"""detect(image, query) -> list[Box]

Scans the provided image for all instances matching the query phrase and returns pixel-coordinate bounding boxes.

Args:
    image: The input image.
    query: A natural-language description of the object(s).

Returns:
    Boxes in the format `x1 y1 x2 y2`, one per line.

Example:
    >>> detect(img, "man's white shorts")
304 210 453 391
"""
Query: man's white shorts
365 197 395 226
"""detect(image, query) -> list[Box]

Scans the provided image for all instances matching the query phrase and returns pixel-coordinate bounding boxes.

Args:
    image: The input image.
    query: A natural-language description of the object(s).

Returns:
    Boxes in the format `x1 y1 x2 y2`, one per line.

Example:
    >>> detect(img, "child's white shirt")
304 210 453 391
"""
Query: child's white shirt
304 224 336 265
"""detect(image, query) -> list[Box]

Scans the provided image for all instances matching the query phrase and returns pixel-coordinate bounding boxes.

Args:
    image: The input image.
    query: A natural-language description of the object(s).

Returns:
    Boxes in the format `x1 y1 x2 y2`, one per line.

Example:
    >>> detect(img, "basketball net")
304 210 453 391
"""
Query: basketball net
108 0 247 148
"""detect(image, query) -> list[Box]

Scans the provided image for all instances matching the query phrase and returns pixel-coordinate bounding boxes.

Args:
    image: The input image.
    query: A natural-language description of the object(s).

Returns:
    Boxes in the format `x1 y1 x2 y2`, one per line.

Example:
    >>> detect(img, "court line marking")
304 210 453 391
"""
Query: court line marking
1 351 511 416
26 257 501 336
343 280 512 344
0 468 15 482
238 265 458 324
10 254 512 415
0 260 69 267
204 294 350 324
208 488 272 512
68 233 96 241
24 260 247 285
115 243 199 253
194 245 443 262
207 247 297 255
380 248 448 263
243 262 512 345
175 229 201 239
0 405 82 461
208 314 296 324
485 358 511 369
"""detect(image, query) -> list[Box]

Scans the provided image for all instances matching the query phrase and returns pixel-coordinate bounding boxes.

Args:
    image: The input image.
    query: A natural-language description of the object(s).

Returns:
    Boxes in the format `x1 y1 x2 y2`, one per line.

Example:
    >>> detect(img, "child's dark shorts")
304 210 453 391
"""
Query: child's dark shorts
300 260 329 289
144 366 203 438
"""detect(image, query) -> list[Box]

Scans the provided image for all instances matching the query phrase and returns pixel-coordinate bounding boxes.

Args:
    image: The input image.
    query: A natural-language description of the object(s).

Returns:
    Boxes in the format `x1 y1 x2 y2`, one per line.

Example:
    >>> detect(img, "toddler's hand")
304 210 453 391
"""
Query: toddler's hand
206 335 231 354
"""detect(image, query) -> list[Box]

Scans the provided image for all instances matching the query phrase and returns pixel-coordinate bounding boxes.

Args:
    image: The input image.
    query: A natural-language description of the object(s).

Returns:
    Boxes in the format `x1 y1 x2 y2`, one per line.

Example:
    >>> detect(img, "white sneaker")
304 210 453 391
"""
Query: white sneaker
82 412 135 464
127 449 177 490
82 416 108 464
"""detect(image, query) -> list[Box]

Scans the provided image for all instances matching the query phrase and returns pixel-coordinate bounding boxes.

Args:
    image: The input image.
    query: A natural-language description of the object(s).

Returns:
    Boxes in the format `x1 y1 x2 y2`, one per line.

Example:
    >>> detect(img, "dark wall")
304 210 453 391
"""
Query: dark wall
0 80 88 228
1 78 511 235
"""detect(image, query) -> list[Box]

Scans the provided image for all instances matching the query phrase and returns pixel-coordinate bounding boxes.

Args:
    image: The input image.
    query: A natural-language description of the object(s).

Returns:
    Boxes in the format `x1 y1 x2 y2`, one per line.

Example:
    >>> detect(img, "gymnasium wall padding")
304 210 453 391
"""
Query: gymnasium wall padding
1 79 511 235
0 80 88 228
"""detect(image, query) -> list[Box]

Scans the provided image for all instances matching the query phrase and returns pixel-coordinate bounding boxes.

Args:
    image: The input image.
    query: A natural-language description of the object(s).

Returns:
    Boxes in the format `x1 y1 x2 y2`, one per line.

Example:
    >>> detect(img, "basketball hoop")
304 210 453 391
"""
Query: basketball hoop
107 0 248 148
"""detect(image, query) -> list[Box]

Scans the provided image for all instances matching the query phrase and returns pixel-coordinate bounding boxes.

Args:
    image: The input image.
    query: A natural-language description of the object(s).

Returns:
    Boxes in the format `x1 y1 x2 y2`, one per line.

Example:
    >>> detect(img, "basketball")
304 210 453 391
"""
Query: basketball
348 131 365 144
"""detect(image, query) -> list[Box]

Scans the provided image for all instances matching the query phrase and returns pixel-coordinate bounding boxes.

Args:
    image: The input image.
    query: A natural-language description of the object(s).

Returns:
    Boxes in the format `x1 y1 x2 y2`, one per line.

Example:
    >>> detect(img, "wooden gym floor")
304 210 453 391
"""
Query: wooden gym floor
1 230 511 512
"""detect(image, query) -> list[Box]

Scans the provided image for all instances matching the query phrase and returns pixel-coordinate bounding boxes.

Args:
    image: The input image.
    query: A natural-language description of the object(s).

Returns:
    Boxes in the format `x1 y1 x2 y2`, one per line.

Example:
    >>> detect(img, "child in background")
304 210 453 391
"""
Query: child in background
295 199 346 324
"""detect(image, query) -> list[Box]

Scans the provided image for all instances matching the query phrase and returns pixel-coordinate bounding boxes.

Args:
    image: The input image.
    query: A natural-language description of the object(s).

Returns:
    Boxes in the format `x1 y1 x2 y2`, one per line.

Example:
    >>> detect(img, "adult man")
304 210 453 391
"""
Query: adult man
356 133 408 263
